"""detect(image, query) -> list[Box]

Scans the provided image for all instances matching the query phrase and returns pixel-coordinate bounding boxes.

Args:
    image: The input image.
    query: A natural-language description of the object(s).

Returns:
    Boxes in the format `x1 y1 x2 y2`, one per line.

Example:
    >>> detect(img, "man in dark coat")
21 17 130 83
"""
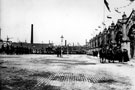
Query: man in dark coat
116 47 123 62
56 46 61 57
122 49 129 62
107 48 113 63
99 49 103 63
99 48 106 63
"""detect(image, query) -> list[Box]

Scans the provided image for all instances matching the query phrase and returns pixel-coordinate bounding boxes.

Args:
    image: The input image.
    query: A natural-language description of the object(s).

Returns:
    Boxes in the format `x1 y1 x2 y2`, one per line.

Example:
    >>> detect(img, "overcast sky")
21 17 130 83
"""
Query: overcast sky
1 0 135 45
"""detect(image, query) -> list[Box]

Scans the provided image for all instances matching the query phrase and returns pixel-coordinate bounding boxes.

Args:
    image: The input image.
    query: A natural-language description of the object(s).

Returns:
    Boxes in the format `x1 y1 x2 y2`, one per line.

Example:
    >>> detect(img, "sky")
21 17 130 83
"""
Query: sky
0 0 135 45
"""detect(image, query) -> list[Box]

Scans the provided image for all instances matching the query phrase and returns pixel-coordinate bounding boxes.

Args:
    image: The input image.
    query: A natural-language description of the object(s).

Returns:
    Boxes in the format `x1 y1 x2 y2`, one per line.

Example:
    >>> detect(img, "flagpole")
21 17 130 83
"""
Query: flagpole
103 0 111 30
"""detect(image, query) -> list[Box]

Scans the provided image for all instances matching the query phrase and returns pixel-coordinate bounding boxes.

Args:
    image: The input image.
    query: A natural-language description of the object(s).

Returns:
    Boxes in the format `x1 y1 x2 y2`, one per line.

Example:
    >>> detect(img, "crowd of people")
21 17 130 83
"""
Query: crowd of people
0 44 32 54
99 46 129 63
55 46 62 57
0 42 131 63
0 43 86 55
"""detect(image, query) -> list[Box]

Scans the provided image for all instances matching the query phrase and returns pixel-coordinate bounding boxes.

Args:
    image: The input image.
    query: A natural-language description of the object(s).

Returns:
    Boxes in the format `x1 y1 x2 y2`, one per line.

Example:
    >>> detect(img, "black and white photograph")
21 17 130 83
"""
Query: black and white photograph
0 0 135 90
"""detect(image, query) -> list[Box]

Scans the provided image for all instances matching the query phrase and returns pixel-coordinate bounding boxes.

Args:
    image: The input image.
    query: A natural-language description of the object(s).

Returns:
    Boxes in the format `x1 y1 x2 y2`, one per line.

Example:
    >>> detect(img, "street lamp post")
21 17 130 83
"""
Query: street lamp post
60 35 64 57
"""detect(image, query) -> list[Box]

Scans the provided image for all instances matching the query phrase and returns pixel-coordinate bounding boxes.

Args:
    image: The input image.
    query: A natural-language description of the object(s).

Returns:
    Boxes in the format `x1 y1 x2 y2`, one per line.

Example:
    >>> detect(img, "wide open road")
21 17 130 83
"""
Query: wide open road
0 54 135 90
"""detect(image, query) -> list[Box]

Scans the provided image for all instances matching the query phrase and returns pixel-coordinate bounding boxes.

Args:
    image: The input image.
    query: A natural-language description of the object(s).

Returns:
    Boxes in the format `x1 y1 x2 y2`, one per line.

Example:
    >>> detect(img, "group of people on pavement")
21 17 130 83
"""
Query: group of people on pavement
55 46 62 57
99 46 129 63
0 44 32 54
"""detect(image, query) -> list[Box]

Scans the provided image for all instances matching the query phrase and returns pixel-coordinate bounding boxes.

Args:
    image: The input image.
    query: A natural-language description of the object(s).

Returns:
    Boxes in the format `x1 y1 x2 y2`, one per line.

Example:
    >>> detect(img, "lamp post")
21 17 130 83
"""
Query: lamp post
60 35 64 57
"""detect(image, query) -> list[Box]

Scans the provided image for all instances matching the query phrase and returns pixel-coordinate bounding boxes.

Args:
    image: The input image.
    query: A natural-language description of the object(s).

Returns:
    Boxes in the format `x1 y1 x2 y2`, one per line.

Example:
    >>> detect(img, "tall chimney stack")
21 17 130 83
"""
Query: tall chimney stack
31 24 33 44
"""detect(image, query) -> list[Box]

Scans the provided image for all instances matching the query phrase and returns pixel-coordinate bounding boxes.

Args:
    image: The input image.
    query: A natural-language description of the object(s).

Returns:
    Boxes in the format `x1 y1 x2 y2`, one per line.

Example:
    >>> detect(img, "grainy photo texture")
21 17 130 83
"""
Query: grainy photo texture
0 0 135 90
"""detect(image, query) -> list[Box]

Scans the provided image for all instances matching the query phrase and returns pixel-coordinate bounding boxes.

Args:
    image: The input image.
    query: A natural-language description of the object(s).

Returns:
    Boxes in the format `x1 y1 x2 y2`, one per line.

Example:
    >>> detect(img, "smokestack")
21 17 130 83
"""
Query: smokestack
31 24 33 44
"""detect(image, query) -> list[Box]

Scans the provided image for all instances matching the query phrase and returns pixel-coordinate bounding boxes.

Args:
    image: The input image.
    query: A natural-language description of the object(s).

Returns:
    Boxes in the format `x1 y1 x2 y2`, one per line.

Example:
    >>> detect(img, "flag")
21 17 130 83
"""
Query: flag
102 22 106 26
107 16 112 19
104 0 111 12
95 29 98 31
115 8 121 13
98 26 101 28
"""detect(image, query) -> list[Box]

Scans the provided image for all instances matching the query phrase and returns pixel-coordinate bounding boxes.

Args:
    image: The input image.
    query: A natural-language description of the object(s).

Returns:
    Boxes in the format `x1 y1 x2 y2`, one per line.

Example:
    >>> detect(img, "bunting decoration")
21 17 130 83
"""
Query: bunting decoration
117 2 132 9
114 0 134 14
115 1 134 10
104 0 111 12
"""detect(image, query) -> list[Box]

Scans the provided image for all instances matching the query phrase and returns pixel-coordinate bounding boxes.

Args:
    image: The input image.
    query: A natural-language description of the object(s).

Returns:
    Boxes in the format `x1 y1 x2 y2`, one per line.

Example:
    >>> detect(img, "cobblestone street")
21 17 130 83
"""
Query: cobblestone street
0 55 135 90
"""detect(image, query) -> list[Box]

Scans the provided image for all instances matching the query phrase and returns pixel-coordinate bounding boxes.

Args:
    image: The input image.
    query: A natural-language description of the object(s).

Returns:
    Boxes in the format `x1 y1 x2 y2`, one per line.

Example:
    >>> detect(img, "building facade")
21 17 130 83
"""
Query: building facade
88 10 135 58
